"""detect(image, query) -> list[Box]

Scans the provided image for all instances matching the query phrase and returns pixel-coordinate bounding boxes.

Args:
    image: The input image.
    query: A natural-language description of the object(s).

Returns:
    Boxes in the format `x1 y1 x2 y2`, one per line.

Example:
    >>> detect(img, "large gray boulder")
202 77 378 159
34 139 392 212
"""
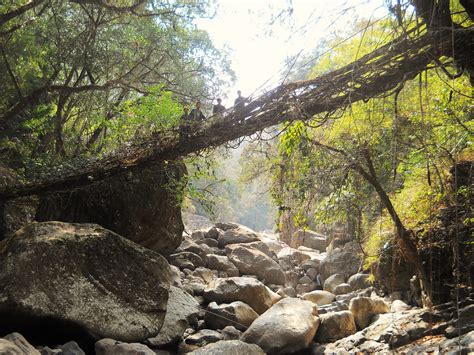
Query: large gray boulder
349 297 390 330
146 286 199 347
348 273 372 291
323 273 345 293
36 162 185 254
188 340 265 354
95 339 155 355
206 254 239 276
320 242 361 279
226 244 285 285
314 310 357 343
203 277 275 314
0 222 171 343
301 290 336 306
241 298 319 354
293 229 328 252
205 301 259 331
0 333 40 355
217 227 259 248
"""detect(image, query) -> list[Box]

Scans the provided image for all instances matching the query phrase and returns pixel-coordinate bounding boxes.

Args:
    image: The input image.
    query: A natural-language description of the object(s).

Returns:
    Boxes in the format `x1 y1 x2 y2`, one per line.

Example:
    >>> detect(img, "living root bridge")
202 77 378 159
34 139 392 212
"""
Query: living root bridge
1 26 473 200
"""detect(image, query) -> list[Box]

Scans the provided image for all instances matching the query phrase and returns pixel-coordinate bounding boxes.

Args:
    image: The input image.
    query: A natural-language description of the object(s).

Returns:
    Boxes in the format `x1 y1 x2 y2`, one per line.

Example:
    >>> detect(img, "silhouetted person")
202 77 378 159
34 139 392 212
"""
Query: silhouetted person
234 90 247 109
212 98 225 115
180 107 190 121
189 100 206 121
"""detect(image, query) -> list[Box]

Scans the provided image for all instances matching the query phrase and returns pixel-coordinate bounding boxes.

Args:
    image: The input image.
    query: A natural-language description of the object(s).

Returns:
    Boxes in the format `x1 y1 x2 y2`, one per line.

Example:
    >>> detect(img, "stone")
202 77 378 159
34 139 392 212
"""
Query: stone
146 286 199 347
205 301 259 331
192 267 216 284
277 247 310 265
57 341 85 355
188 340 265 354
36 162 185 254
284 271 299 288
0 339 24 355
220 326 242 340
298 275 313 284
277 287 297 298
184 329 223 346
319 242 361 279
293 229 328 252
349 297 390 330
203 277 275 314
177 238 212 261
206 254 239 277
246 241 277 259
196 238 219 248
323 273 345 293
260 238 287 255
241 298 319 354
226 244 286 285
302 290 336 306
334 283 352 295
2 333 39 355
95 338 155 355
296 282 319 295
218 227 259 248
215 222 240 231
169 252 204 270
348 273 371 291
306 268 319 280
391 300 411 312
0 222 170 343
314 310 357 343
191 230 206 240
206 227 222 239
301 259 321 271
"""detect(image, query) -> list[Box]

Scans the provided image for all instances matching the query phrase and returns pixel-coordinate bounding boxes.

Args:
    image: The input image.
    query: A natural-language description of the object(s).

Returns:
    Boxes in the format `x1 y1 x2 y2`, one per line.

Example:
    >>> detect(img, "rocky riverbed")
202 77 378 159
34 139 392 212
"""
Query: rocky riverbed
0 221 472 354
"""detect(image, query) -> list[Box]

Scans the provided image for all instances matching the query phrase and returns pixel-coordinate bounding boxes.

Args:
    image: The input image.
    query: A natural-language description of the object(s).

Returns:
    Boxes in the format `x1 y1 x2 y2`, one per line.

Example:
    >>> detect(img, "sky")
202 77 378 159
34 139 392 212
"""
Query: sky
196 0 387 107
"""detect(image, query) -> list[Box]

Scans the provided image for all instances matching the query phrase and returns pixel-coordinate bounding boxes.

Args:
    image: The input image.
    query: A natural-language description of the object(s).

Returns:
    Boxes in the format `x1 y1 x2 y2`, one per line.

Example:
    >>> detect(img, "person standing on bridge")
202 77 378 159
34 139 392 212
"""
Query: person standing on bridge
189 100 206 121
234 90 248 109
212 98 226 115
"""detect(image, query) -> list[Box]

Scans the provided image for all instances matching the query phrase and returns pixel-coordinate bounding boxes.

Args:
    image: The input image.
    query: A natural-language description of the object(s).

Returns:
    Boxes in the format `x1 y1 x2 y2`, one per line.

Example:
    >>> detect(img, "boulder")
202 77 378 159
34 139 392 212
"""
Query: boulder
241 298 319 354
215 222 240 231
0 222 171 343
348 273 371 291
206 226 222 239
188 340 265 355
334 283 352 295
177 238 213 261
205 301 259 331
218 227 259 248
296 282 319 295
196 238 219 248
277 287 297 298
323 273 345 293
293 229 327 252
314 310 357 343
391 300 411 312
1 333 39 355
301 290 336 306
246 241 277 259
226 244 285 285
319 241 361 279
260 238 287 255
301 259 321 271
95 339 155 355
349 297 390 330
169 252 204 270
220 326 242 340
277 247 310 265
146 286 199 347
206 254 239 276
203 277 275 314
184 329 223 346
36 162 185 254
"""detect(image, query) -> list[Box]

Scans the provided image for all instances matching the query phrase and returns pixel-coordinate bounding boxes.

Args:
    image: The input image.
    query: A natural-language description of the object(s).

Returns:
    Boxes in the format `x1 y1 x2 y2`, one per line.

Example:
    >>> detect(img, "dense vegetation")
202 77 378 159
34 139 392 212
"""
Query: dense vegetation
0 0 232 173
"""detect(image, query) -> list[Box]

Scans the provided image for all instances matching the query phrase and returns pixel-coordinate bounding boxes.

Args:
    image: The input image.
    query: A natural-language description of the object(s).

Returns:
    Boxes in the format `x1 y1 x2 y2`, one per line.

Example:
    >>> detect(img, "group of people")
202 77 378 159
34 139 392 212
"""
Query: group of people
180 90 248 123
